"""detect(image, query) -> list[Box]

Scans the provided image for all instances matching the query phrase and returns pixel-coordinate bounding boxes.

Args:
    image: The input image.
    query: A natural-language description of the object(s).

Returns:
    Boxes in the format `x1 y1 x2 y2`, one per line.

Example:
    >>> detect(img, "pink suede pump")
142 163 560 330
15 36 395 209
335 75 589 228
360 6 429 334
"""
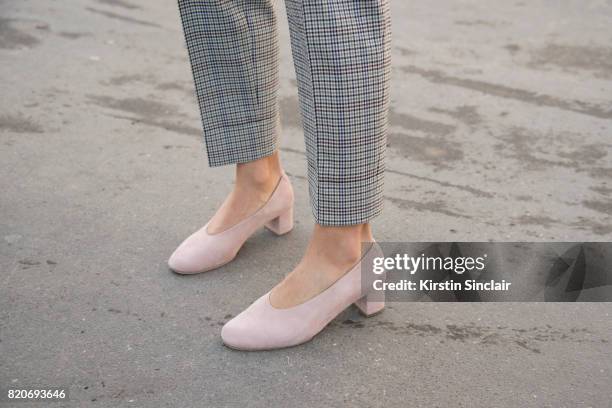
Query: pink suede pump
221 242 385 350
168 173 294 274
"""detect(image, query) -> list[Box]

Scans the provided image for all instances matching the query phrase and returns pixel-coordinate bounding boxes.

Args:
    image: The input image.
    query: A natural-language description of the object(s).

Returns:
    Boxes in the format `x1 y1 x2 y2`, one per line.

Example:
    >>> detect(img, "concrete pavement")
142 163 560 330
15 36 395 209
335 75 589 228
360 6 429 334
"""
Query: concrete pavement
1 0 611 406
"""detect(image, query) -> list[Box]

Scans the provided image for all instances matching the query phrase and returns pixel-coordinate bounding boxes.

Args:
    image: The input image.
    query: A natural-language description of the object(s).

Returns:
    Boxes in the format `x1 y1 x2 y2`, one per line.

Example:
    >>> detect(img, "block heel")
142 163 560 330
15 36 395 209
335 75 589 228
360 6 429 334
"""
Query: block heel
265 207 293 236
354 292 385 317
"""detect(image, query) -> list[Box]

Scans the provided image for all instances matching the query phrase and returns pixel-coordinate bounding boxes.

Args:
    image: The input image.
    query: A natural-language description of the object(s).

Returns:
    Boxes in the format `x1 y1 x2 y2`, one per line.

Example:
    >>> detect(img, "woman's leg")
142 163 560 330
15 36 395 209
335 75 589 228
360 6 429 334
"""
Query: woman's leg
270 0 392 308
176 0 390 291
177 0 283 232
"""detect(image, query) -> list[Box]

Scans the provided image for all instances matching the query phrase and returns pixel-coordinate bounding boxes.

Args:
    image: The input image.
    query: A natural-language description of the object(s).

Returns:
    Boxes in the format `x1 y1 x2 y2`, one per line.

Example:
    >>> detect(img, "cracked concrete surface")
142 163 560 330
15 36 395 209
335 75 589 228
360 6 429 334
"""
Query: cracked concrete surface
1 0 611 407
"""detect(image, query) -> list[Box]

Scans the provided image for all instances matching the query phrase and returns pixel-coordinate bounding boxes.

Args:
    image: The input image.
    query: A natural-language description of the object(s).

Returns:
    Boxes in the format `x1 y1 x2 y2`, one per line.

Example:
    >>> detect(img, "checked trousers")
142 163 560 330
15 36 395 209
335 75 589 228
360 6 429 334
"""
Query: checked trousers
178 0 391 226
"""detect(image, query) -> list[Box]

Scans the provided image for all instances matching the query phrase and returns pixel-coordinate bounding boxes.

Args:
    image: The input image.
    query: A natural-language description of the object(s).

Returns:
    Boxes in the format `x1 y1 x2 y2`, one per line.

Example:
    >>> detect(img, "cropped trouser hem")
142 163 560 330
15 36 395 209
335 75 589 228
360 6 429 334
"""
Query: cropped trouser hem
204 112 279 168
312 175 385 226
178 0 391 226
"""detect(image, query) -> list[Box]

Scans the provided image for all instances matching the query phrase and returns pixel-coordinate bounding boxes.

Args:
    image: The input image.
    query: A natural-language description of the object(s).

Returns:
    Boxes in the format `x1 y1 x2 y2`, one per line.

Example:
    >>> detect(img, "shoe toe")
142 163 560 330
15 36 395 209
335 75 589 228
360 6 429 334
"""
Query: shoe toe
222 311 271 351
221 317 250 350
168 227 237 274
167 243 207 274
167 249 192 274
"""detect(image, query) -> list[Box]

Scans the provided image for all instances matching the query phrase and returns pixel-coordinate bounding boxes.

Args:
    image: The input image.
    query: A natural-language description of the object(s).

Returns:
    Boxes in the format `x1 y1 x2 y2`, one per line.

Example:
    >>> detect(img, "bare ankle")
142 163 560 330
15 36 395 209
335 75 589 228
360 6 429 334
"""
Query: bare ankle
236 152 281 190
235 151 282 191
308 223 372 267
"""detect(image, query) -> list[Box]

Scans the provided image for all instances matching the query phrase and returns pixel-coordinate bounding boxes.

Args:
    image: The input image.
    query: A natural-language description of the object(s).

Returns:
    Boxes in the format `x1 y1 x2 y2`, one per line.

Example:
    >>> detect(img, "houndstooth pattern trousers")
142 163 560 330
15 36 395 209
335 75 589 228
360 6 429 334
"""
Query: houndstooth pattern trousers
178 0 391 226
